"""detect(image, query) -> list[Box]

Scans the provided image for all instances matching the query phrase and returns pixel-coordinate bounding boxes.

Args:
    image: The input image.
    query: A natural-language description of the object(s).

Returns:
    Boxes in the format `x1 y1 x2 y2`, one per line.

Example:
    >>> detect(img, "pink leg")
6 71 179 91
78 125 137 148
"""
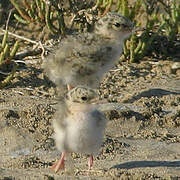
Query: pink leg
51 152 66 173
88 155 94 170
67 84 74 91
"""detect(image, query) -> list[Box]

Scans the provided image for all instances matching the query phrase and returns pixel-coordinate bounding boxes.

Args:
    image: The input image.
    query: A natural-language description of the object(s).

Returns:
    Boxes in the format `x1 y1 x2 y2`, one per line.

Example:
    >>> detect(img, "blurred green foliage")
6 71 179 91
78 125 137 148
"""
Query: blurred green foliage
160 0 180 41
9 0 65 34
0 31 19 87
120 0 164 62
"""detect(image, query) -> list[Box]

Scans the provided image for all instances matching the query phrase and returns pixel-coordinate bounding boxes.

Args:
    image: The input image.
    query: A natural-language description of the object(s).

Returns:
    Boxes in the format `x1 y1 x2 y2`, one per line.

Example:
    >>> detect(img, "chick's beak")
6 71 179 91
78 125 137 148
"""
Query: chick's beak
91 98 108 104
132 26 145 33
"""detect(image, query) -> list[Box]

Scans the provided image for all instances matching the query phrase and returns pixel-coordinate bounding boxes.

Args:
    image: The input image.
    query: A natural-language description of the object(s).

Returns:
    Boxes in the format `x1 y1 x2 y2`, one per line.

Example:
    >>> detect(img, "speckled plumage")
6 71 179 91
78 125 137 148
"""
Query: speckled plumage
52 87 107 172
43 12 134 88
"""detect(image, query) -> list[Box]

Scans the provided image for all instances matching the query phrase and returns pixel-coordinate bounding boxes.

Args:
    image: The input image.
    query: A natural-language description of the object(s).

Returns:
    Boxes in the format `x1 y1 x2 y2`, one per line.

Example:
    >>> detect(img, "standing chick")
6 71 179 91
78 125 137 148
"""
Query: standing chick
43 12 135 90
52 86 107 172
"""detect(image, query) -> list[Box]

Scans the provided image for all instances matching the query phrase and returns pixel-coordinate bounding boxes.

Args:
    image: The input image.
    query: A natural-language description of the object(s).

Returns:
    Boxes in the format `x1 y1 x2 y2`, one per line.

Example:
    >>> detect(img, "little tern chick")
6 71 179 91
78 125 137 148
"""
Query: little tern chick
43 12 134 90
52 86 107 173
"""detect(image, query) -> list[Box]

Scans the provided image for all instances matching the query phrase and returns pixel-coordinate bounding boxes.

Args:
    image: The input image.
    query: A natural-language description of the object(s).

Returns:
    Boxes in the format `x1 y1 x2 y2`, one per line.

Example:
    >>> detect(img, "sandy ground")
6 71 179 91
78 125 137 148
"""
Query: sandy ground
0 58 180 179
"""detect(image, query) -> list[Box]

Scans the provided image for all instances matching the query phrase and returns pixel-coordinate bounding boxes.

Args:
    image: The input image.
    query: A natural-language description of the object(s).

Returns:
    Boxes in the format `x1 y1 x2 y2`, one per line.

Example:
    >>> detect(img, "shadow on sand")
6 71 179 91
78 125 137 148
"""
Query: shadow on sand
127 88 180 103
111 160 180 169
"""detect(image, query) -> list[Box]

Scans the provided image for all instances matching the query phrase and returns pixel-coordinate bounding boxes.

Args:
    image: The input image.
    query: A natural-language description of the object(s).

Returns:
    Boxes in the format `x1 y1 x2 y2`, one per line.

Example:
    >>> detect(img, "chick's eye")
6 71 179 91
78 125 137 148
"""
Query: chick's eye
114 23 121 27
81 96 88 101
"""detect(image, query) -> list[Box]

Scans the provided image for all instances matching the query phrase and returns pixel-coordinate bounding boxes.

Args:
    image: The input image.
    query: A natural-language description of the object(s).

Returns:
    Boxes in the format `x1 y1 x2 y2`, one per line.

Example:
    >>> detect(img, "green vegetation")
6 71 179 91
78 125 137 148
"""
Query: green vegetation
160 0 180 41
120 0 164 62
0 30 19 87
9 0 65 34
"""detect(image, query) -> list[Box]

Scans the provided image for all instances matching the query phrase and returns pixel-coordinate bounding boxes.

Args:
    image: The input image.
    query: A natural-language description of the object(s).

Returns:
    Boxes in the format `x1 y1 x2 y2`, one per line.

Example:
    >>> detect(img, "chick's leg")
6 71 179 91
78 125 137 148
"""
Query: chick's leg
88 155 94 170
51 152 66 173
